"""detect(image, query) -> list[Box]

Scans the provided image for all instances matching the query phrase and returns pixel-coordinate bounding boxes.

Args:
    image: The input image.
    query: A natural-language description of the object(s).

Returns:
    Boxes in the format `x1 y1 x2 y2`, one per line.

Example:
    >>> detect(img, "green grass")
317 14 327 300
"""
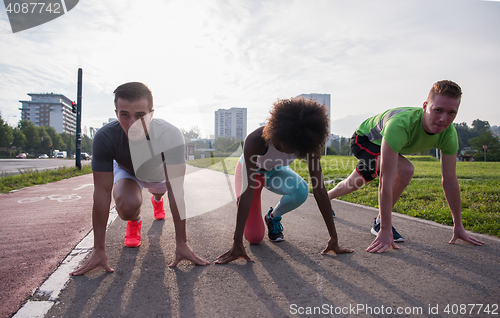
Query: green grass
188 155 500 238
0 165 92 193
189 156 240 175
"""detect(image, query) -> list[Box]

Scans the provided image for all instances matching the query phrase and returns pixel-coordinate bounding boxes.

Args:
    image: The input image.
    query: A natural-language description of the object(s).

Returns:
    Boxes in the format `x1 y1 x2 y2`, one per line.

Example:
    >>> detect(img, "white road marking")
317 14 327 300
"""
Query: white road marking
12 301 53 318
73 184 94 191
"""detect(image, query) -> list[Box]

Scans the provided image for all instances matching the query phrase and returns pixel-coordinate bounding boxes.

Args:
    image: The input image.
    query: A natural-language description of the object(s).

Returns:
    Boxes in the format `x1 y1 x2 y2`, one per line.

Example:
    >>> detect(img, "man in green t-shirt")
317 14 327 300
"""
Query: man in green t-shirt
328 80 484 253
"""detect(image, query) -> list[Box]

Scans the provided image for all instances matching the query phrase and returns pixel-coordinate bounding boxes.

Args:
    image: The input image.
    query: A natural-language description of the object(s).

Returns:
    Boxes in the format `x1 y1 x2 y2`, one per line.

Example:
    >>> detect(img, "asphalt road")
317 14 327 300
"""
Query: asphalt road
4 165 500 318
0 159 91 176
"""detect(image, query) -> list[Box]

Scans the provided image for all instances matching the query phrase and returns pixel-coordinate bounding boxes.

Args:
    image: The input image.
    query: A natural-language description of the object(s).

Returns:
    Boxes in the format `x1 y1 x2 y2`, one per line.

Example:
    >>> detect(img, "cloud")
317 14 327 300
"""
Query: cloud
1 0 499 132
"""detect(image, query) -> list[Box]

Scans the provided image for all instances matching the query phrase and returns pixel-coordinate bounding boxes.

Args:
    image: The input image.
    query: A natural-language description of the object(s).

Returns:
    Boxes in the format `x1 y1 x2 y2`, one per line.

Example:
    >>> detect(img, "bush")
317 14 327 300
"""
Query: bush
405 155 439 162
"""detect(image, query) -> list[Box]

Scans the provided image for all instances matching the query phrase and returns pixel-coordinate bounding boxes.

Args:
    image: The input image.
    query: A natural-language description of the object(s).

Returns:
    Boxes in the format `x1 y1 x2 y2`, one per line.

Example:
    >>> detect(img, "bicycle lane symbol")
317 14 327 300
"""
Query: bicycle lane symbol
18 193 82 203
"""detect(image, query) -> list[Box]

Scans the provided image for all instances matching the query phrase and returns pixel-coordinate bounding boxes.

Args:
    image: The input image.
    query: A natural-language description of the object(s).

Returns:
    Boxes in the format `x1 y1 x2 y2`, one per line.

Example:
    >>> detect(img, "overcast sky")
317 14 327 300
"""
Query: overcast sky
1 0 499 137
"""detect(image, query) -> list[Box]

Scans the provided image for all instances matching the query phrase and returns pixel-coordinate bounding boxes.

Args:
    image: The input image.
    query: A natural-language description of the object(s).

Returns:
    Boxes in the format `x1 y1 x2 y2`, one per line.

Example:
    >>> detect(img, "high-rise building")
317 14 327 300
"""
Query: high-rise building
295 93 331 133
214 107 247 141
19 93 76 134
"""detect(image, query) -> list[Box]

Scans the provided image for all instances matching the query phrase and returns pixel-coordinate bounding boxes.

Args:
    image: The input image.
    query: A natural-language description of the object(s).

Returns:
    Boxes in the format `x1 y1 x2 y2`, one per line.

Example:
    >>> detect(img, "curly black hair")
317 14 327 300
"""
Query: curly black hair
262 98 329 158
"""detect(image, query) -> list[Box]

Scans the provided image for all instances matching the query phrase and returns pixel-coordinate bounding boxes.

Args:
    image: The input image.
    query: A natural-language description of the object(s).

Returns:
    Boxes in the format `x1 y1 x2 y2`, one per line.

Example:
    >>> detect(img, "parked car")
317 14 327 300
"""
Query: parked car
81 152 90 160
39 154 49 159
56 151 67 158
16 153 27 159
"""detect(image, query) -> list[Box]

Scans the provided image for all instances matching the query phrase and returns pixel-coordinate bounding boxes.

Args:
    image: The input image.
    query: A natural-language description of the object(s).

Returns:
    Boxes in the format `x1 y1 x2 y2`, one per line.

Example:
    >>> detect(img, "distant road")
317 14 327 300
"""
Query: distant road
0 159 91 176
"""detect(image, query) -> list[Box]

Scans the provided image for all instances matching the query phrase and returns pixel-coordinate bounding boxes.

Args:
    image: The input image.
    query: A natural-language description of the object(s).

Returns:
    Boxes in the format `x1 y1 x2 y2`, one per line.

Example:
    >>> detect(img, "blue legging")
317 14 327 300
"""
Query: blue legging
263 165 309 217
236 157 309 218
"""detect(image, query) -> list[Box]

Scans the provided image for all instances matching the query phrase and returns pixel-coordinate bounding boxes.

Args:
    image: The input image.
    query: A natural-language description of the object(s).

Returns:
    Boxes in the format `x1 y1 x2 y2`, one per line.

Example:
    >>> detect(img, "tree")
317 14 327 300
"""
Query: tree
0 116 13 148
46 126 64 150
37 126 52 155
454 120 495 154
330 136 350 153
330 138 340 153
491 125 500 137
472 119 490 135
60 132 72 155
19 120 40 154
339 144 351 156
12 128 26 151
470 131 500 161
326 146 338 155
214 136 241 154
454 122 475 151
81 134 93 154
180 126 201 144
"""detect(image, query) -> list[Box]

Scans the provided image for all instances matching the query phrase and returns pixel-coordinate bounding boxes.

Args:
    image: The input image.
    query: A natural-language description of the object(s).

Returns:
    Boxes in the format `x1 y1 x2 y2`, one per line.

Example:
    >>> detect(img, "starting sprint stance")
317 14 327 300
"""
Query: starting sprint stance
327 80 484 253
216 98 353 264
70 82 208 275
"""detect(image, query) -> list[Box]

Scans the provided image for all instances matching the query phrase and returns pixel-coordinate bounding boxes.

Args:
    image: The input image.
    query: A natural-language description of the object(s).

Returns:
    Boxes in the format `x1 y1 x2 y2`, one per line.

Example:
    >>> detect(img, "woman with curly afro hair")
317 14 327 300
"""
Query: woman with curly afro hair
216 98 353 264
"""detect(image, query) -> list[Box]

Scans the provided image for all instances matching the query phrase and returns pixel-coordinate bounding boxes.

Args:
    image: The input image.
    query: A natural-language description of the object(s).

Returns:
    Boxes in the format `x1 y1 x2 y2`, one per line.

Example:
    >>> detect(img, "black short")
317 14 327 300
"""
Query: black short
350 132 381 182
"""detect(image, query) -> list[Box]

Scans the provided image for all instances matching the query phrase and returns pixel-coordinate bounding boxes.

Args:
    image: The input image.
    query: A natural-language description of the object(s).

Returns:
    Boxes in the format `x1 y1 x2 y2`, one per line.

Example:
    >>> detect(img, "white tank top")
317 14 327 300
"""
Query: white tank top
255 144 297 170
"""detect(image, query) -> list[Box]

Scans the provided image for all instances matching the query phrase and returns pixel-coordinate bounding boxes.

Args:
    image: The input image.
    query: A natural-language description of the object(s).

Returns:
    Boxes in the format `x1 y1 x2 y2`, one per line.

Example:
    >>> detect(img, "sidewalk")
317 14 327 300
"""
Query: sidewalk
12 166 500 317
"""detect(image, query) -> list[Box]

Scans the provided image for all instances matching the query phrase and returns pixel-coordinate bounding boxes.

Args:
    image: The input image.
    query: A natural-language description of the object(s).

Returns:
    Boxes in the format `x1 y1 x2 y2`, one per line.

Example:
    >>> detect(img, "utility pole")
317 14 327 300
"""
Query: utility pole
76 68 82 170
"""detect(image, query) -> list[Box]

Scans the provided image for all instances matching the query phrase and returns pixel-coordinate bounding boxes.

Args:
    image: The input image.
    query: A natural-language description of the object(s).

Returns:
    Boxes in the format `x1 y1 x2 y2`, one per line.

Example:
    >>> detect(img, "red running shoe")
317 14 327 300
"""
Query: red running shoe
152 195 165 220
124 219 142 247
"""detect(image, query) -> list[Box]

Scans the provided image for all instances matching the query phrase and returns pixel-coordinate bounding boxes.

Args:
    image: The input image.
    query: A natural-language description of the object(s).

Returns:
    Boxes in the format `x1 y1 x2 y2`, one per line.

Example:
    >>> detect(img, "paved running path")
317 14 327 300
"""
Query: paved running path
6 166 500 318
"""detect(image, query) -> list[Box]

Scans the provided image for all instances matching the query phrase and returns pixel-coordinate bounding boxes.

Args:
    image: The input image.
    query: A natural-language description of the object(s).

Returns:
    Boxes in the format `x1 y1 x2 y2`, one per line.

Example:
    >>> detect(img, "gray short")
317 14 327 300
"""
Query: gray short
113 161 167 194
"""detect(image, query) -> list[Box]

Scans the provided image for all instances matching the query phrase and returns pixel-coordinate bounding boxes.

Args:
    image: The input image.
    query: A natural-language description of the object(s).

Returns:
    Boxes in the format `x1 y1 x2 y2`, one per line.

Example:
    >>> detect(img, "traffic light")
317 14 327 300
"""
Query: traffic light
71 101 76 113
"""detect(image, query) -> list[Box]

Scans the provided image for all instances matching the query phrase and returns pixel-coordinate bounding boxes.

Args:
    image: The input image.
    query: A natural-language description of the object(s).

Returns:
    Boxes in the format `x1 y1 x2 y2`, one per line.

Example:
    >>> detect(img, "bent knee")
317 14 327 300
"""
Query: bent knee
401 163 415 179
115 196 142 220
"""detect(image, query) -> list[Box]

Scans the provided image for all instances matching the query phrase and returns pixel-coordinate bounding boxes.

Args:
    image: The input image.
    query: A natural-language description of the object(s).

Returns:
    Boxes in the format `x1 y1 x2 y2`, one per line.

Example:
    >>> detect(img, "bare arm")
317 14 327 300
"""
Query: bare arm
216 127 266 263
70 171 114 275
308 153 353 254
165 163 187 220
165 162 209 266
366 139 399 253
233 155 258 243
92 171 114 250
441 153 484 246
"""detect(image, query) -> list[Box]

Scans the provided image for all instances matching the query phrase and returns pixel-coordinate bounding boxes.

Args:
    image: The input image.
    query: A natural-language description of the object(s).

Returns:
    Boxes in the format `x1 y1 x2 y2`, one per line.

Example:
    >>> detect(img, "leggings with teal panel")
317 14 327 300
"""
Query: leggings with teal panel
235 157 309 218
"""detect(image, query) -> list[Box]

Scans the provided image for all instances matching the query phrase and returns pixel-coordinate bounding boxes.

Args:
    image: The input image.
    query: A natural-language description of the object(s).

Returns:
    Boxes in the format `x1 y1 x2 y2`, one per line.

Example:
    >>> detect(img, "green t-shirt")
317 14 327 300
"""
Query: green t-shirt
355 107 458 155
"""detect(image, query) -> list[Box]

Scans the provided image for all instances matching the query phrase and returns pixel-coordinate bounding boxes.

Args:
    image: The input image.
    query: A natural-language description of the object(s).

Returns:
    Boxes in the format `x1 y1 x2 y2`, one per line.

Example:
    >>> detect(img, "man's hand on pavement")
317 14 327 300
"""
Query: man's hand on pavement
449 225 484 246
69 249 114 276
169 242 210 267
366 228 399 253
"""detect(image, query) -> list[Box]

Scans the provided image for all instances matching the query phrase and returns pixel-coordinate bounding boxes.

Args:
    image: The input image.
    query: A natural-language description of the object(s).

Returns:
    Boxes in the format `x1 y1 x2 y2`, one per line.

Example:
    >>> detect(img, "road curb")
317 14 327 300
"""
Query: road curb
331 198 500 243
